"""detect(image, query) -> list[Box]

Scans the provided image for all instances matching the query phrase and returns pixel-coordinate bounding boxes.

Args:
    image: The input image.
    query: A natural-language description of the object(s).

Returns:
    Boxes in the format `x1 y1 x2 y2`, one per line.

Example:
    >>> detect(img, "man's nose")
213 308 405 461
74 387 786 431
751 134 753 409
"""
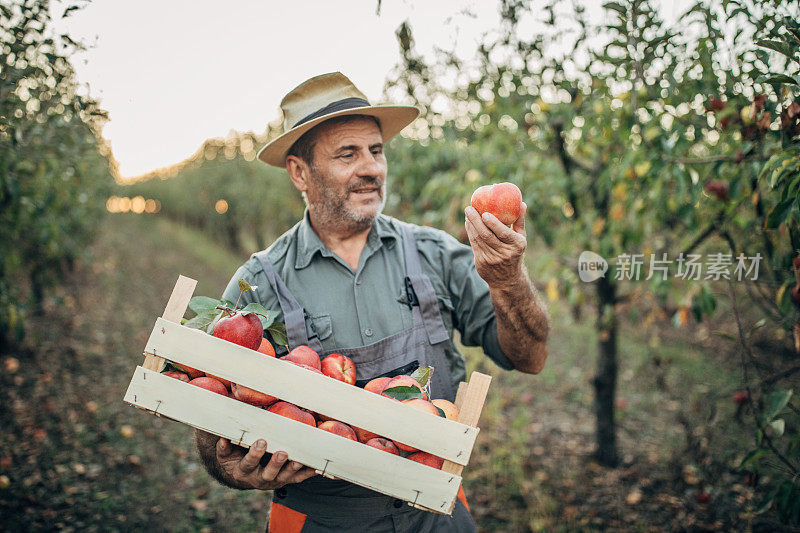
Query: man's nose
355 151 384 177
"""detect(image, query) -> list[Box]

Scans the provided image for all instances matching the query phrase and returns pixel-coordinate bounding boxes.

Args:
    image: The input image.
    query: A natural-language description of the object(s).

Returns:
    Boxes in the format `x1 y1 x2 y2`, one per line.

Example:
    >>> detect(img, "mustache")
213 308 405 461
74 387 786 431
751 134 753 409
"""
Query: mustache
348 178 384 192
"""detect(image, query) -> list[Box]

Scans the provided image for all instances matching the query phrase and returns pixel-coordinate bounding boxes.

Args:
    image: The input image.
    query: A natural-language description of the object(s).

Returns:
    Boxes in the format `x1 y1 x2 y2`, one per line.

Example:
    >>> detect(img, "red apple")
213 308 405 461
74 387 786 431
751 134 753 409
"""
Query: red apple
407 451 444 469
257 338 276 356
206 374 232 390
354 426 380 444
364 376 392 394
470 182 522 225
733 391 749 405
231 382 278 407
321 354 357 385
431 399 459 421
212 311 262 350
189 376 229 396
267 402 316 427
704 180 729 202
393 399 442 452
317 420 358 441
289 361 324 375
170 363 204 379
382 375 428 401
162 370 190 382
365 437 400 455
282 345 321 369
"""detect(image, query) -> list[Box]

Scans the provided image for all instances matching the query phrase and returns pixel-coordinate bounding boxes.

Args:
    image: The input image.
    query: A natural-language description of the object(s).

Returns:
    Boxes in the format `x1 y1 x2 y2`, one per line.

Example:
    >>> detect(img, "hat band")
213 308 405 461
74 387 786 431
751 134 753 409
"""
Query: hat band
292 97 370 128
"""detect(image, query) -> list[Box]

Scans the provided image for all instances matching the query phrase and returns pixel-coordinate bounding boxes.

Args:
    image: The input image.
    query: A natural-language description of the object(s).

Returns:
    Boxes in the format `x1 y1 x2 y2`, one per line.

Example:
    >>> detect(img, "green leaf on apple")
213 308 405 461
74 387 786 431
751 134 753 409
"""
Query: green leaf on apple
240 303 278 328
382 385 423 401
188 296 222 314
410 365 432 389
267 321 288 347
184 308 222 330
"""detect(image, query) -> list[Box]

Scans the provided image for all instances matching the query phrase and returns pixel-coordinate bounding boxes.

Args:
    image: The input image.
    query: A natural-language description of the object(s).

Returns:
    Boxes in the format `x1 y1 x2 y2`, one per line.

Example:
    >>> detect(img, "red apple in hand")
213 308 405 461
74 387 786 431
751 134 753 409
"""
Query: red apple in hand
212 311 262 350
470 182 522 225
282 345 321 370
321 354 357 385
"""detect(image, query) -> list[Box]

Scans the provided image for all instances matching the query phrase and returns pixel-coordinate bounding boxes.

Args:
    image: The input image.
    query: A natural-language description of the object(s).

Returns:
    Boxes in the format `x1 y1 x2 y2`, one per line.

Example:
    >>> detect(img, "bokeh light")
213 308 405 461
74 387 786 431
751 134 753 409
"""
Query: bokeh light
215 199 228 214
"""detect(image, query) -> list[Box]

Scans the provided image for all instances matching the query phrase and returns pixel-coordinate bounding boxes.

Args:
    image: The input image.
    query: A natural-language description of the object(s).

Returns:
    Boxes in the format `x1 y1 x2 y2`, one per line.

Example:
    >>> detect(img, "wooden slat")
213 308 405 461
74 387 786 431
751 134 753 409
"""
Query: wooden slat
124 366 461 513
144 318 479 465
453 372 492 428
454 381 468 409
438 372 492 513
143 275 197 372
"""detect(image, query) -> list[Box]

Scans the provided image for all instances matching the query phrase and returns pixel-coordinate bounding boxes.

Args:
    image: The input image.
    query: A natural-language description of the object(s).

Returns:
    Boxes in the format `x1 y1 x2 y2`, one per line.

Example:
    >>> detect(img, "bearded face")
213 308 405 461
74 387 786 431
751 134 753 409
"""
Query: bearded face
299 117 388 234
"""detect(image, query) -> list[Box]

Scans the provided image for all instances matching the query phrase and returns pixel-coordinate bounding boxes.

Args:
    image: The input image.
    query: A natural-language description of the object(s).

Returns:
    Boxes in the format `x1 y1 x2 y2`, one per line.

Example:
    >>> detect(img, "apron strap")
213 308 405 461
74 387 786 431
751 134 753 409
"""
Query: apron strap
252 250 323 352
399 224 450 345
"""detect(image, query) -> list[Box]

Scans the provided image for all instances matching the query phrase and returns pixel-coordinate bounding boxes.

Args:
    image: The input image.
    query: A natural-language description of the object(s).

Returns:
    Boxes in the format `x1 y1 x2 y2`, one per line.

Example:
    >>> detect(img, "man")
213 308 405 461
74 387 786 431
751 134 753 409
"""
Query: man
195 72 550 532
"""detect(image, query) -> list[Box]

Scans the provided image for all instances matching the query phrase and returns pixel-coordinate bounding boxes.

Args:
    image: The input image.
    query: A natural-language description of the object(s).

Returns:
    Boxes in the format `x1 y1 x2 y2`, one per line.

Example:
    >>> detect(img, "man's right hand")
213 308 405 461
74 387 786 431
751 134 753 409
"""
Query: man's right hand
204 432 317 490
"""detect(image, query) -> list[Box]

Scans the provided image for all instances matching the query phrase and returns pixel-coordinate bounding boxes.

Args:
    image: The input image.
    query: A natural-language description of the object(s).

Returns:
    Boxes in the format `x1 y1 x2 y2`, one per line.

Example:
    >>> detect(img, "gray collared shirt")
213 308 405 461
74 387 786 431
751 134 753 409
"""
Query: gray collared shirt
221 211 513 384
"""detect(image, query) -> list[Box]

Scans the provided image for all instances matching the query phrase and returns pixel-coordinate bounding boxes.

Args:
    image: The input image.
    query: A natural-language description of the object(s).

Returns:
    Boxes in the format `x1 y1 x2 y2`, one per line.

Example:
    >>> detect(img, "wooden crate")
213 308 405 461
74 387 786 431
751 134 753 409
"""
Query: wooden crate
123 275 491 515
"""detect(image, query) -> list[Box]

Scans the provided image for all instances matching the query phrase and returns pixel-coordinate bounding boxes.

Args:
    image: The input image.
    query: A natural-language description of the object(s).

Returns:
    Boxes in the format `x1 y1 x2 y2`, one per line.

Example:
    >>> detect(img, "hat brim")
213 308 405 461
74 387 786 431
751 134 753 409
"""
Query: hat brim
257 105 419 168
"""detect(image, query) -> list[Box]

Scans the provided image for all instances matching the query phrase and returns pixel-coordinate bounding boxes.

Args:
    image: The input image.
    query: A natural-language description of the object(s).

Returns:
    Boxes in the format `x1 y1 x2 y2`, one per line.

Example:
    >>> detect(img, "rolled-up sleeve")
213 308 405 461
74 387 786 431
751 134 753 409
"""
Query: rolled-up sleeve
442 234 515 370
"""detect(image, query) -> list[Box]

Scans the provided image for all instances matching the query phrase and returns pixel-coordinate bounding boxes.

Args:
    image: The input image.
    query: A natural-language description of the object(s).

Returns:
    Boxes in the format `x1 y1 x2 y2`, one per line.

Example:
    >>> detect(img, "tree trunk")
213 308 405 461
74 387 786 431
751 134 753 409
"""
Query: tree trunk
593 274 619 467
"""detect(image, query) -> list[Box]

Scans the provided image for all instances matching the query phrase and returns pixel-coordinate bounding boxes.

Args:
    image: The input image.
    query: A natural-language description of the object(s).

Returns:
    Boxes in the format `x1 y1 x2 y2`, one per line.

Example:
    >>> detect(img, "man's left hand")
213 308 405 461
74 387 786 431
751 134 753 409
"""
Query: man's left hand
464 202 528 287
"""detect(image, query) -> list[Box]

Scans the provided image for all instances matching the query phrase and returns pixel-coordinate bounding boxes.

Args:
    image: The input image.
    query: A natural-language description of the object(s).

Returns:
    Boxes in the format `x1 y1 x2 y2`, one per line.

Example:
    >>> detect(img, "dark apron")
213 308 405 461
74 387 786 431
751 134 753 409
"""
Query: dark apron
253 224 477 533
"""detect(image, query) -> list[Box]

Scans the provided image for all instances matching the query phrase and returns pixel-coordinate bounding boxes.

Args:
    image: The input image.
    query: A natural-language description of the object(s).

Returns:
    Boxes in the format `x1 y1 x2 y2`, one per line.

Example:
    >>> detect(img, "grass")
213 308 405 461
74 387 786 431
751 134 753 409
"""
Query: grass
0 212 784 531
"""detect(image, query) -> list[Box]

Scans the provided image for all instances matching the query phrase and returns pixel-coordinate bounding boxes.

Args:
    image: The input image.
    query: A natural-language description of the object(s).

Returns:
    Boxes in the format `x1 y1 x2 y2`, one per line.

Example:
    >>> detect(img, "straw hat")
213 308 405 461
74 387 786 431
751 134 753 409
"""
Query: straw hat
257 72 419 168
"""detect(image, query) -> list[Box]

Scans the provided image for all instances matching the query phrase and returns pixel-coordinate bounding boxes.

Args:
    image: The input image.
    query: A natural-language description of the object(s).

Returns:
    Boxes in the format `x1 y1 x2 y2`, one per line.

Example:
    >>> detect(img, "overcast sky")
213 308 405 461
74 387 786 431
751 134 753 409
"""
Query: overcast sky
51 0 690 178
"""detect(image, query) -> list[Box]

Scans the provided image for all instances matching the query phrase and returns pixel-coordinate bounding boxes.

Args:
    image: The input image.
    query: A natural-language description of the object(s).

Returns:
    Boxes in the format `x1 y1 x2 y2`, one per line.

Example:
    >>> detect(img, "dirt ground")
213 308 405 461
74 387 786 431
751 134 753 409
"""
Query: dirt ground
0 213 796 532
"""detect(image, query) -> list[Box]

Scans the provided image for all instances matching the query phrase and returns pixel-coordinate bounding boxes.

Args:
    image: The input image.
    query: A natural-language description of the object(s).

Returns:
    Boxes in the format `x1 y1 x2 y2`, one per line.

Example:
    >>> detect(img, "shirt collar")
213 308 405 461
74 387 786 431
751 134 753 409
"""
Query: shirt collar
294 210 399 270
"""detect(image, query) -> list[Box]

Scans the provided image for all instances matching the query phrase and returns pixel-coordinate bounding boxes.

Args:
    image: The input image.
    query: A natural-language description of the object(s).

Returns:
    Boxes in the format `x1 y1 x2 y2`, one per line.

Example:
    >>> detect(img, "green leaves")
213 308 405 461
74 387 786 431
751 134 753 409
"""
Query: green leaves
183 295 287 340
756 73 800 86
381 385 424 401
410 365 432 390
187 296 221 315
691 285 717 322
755 39 799 65
267 322 289 347
760 388 793 427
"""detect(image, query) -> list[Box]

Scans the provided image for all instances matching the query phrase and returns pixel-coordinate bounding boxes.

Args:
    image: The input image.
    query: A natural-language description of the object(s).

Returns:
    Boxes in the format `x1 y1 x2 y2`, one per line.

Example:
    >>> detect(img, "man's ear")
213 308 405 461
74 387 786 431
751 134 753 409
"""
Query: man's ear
285 155 310 194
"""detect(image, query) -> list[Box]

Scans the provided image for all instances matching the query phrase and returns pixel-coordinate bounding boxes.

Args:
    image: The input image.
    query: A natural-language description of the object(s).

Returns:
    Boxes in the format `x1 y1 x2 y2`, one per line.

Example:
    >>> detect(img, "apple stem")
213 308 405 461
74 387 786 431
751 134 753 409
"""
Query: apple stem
234 291 243 311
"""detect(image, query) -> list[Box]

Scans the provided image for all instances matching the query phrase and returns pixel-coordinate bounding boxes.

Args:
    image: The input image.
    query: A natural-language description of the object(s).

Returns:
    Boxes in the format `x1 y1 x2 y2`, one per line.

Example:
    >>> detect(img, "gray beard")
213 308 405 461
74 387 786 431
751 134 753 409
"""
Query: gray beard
307 183 386 235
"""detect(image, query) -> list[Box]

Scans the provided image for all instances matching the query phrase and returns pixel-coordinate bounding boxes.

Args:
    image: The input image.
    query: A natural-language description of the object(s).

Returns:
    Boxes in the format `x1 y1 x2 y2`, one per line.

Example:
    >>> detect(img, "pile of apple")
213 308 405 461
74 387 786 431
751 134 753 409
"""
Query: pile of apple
162 308 459 470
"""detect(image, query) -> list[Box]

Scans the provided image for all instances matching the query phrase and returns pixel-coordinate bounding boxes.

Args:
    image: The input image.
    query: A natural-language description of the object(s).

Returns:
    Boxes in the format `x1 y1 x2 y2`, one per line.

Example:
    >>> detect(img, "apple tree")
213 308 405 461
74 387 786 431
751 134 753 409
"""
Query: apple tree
385 0 798 471
0 0 112 348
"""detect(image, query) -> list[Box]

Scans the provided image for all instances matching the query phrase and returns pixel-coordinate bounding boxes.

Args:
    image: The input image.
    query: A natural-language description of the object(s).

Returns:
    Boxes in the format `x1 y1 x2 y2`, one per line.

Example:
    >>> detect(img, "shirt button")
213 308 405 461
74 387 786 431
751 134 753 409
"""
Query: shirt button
393 499 403 508
364 328 373 337
355 278 362 285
